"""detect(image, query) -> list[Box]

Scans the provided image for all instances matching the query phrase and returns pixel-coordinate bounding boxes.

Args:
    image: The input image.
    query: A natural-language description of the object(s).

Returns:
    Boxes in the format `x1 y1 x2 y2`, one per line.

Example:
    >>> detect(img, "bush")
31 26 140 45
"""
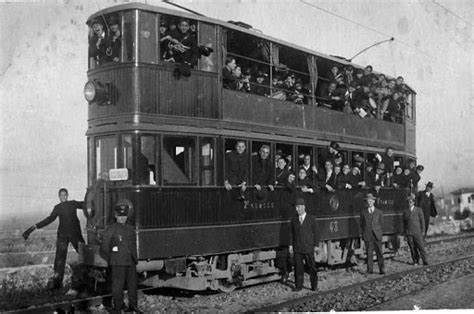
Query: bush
454 207 471 220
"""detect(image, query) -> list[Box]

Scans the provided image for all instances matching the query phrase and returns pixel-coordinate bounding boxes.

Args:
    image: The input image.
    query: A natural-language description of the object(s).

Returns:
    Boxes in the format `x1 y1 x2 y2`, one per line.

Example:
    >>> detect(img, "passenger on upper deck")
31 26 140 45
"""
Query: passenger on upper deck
224 140 249 199
89 19 111 65
320 82 344 111
343 65 354 85
169 19 198 67
223 57 237 89
252 145 275 192
328 65 344 83
106 17 121 63
253 71 270 96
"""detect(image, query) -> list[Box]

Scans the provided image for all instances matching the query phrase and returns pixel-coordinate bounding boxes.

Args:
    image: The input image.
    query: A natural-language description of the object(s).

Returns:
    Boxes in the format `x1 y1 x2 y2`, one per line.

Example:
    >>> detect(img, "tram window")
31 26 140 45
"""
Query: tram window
198 22 216 72
140 135 157 185
123 11 136 62
316 146 328 170
88 137 94 186
96 136 117 180
138 11 158 64
251 141 273 187
351 150 366 174
224 138 249 187
121 135 133 170
200 137 215 186
297 145 313 168
276 143 294 173
225 29 271 94
158 14 198 67
275 45 312 105
163 137 197 185
366 152 379 177
393 155 403 169
88 14 122 69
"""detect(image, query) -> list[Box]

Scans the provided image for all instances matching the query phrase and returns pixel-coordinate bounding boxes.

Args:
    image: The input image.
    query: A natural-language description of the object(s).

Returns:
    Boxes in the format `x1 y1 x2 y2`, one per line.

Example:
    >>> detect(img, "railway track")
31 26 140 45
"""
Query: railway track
251 253 474 312
4 231 474 313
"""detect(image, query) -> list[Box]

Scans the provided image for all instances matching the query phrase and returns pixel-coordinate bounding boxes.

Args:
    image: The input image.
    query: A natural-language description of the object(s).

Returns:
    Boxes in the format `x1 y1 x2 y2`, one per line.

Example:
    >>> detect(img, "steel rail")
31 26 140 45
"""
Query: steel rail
5 232 474 313
249 253 474 312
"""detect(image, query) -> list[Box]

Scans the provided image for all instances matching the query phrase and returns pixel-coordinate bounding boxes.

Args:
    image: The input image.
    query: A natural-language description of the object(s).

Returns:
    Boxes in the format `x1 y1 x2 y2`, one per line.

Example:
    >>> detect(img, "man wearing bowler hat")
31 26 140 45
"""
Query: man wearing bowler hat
403 194 429 265
288 198 318 292
360 193 385 274
416 182 437 238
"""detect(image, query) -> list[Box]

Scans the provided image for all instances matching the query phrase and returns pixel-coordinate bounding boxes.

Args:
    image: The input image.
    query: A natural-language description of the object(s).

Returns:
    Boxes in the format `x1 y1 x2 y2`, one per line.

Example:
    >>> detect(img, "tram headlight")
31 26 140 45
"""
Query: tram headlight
84 81 96 102
84 80 109 104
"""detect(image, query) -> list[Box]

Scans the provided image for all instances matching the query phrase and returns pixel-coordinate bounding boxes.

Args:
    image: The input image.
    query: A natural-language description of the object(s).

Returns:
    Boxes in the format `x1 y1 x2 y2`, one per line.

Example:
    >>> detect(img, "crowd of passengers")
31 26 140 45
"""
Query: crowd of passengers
223 56 411 124
225 140 425 199
89 17 212 77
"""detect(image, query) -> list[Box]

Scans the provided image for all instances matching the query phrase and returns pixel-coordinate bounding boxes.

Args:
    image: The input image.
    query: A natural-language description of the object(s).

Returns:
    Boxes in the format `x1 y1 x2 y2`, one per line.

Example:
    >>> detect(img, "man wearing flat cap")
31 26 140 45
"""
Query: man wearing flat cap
416 181 437 238
288 198 318 291
360 193 385 274
403 194 429 265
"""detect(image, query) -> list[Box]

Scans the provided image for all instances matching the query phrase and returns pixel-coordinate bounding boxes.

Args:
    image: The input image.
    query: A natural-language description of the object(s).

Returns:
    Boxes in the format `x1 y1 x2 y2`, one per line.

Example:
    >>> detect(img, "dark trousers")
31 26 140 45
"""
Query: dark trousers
407 233 428 264
364 239 384 272
422 209 430 237
53 235 84 287
111 265 138 311
293 253 318 290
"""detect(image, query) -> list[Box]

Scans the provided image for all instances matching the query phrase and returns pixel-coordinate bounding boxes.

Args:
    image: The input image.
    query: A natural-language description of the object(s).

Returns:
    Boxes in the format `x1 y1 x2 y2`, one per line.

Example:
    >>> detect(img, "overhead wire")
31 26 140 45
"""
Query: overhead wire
299 0 468 71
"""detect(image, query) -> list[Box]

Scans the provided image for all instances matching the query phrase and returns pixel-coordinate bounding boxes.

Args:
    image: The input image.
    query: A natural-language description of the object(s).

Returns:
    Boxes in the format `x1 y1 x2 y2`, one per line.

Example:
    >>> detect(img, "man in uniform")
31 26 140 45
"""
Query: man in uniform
416 181 437 238
403 194 429 265
359 193 385 274
22 188 84 289
289 198 318 292
100 200 141 313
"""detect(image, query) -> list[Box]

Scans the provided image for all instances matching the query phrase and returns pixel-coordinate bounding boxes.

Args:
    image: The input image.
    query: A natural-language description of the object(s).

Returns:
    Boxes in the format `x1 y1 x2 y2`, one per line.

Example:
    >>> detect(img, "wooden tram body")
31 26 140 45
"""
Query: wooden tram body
79 3 416 291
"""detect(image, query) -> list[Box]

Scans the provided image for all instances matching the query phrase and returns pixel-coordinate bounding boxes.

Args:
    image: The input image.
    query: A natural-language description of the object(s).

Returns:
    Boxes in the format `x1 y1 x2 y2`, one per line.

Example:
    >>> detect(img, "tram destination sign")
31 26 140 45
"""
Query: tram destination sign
109 168 129 181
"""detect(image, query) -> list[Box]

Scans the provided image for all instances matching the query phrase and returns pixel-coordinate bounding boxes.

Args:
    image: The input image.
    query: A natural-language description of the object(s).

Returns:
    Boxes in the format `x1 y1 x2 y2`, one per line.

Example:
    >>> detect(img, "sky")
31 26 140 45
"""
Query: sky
0 0 473 219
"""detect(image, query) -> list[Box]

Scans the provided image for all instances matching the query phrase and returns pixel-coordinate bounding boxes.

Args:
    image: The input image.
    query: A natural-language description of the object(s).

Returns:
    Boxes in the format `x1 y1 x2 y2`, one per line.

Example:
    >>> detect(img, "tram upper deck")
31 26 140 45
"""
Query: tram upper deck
85 3 416 155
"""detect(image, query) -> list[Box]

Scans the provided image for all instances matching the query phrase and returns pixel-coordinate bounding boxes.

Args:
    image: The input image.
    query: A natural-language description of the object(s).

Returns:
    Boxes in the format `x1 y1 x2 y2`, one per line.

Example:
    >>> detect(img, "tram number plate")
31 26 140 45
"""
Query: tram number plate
329 220 339 233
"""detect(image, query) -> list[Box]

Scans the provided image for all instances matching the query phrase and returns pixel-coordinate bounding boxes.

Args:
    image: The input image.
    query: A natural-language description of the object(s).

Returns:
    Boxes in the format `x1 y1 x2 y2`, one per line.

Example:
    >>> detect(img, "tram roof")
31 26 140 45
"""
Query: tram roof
87 2 415 92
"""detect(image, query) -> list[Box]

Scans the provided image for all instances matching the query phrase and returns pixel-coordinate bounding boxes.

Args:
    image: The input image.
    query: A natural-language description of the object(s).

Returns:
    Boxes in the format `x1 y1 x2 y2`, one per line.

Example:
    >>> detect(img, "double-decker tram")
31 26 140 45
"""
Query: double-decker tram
80 3 417 291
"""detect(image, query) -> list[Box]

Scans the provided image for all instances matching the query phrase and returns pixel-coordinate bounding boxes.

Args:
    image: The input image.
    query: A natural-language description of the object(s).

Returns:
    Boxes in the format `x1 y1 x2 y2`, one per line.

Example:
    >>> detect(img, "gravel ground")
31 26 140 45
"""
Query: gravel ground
88 236 474 313
3 235 474 312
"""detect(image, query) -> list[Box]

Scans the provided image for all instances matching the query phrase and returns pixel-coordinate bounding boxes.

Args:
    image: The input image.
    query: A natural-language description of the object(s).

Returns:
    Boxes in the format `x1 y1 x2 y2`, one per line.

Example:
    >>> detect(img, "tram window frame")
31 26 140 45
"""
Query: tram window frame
275 44 312 105
138 11 158 64
225 28 272 95
95 135 118 181
123 10 136 62
251 140 273 187
158 14 199 64
87 13 124 69
223 138 250 187
162 136 198 186
197 22 217 72
200 137 216 186
316 146 329 170
139 134 159 186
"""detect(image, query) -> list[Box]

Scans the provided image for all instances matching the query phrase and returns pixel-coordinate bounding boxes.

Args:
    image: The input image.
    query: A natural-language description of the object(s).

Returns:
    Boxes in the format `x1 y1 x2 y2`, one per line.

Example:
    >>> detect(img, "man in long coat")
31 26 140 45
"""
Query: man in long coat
360 193 385 274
